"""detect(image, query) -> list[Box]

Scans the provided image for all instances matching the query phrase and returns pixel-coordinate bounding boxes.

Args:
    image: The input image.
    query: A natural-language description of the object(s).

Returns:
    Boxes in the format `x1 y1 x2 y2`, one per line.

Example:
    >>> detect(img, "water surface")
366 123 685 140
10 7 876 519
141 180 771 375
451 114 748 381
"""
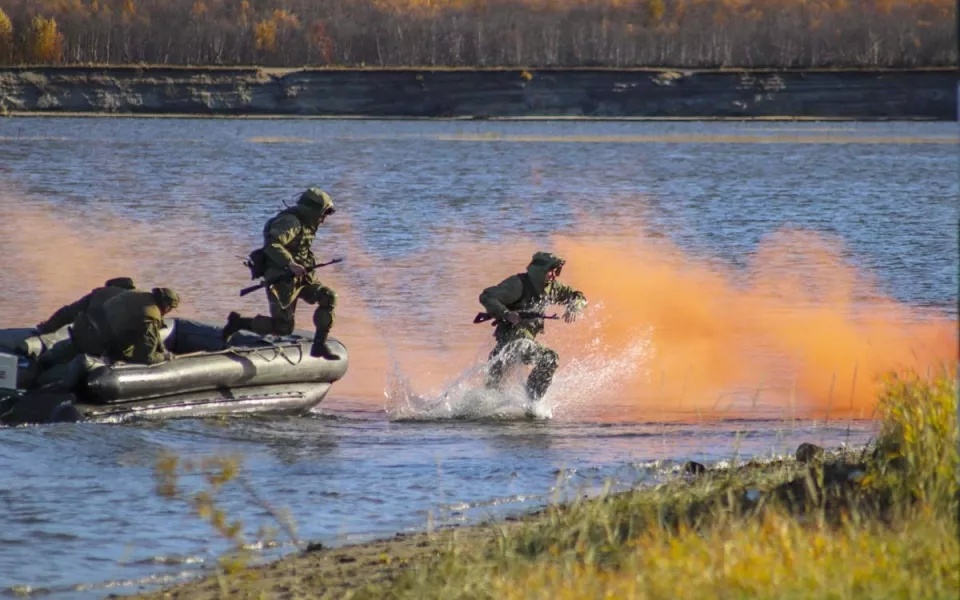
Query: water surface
0 118 955 598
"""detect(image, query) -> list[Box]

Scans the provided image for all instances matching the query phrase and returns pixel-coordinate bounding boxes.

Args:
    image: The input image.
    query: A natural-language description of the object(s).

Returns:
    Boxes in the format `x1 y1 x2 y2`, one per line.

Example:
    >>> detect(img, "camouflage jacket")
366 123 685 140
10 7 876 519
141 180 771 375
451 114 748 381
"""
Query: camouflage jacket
480 273 585 337
89 290 168 365
36 286 130 335
262 208 318 274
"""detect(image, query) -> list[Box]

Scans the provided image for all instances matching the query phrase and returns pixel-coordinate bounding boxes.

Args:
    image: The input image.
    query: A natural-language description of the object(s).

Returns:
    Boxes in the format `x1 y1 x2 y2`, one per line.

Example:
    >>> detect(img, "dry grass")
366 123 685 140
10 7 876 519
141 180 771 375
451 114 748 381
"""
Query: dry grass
145 366 959 600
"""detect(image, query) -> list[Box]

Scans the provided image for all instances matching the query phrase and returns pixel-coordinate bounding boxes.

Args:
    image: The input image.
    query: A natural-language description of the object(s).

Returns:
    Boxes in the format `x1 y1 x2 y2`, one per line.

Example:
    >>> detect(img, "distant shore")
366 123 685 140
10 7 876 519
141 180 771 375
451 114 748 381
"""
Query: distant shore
1 66 955 119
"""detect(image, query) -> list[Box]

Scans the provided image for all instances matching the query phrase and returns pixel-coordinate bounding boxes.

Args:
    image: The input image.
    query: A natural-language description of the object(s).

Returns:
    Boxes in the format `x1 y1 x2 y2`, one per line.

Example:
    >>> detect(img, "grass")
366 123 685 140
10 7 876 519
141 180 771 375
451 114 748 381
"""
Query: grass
146 365 959 600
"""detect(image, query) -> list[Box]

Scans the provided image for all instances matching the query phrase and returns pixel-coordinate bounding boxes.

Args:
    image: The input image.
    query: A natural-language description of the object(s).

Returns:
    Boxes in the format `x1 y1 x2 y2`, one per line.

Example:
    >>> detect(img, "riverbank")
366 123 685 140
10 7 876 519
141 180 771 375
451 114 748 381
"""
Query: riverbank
129 369 958 600
1 66 956 119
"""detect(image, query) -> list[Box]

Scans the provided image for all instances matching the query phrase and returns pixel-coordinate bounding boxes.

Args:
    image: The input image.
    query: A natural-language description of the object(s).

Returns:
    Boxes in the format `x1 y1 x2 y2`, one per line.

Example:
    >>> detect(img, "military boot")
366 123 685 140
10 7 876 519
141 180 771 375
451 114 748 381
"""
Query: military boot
222 312 253 342
310 335 341 360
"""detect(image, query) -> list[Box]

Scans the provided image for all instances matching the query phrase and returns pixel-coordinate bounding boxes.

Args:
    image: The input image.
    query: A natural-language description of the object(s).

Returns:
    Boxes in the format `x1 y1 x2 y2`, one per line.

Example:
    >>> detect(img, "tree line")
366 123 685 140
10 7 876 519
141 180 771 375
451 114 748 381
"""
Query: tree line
0 0 955 68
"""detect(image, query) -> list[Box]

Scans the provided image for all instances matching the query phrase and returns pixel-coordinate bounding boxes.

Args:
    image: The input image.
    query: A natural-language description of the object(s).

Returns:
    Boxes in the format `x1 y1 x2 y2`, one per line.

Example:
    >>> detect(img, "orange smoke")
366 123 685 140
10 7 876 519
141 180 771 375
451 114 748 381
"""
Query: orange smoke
549 227 956 418
0 199 954 420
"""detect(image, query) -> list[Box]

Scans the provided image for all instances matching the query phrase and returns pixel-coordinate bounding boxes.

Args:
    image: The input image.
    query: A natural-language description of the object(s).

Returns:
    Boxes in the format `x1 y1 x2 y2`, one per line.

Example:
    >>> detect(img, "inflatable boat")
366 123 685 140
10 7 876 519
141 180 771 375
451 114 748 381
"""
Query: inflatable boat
0 318 348 426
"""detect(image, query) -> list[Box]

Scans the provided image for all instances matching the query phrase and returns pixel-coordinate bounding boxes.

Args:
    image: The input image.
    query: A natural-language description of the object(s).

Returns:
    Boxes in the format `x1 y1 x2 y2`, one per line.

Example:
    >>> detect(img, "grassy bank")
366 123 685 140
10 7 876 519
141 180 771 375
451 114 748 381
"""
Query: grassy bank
138 367 958 599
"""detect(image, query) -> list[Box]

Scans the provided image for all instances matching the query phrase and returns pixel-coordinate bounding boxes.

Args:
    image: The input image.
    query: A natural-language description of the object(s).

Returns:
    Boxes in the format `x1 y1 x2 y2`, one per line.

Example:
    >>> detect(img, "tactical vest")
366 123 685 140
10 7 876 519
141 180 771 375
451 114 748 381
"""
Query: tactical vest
505 273 542 311
247 208 317 278
263 208 317 268
501 273 548 335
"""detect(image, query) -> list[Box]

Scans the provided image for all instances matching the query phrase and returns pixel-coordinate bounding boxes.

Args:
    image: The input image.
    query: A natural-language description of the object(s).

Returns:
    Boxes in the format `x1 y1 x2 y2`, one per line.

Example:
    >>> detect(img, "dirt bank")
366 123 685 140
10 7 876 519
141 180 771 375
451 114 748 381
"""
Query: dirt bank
124 445 868 600
0 66 955 119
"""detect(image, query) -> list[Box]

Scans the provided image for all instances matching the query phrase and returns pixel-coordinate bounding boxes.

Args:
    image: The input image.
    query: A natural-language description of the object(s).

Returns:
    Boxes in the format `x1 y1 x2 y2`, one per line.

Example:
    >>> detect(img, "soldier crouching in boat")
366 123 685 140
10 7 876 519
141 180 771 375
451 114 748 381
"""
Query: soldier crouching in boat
35 287 181 388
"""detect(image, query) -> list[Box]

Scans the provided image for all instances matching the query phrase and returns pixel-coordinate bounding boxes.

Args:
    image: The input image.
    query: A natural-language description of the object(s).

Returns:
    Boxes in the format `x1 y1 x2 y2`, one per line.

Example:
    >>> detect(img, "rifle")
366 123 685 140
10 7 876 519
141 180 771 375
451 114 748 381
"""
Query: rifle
473 311 559 326
239 258 344 297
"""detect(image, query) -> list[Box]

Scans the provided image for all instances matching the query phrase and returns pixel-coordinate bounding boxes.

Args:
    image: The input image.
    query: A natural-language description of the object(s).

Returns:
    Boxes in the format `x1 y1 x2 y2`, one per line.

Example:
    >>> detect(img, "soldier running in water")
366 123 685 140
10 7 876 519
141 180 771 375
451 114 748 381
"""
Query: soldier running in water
479 252 587 402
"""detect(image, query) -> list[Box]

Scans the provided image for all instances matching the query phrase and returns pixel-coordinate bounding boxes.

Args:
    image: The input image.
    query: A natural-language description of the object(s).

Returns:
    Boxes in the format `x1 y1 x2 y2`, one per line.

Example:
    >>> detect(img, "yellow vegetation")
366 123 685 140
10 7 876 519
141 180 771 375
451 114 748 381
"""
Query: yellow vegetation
27 15 63 64
152 367 958 599
0 0 953 66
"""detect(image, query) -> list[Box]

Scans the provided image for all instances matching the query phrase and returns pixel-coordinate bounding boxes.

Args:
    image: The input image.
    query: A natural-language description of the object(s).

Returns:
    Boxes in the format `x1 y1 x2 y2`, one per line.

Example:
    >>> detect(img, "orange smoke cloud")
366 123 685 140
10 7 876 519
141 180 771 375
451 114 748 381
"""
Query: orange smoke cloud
549 226 956 418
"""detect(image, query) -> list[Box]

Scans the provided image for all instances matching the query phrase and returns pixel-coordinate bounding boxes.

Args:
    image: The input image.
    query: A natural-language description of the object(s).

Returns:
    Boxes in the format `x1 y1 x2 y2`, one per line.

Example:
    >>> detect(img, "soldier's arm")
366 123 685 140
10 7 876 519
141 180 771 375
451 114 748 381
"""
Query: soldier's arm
35 293 92 334
479 276 525 317
262 214 303 268
548 281 587 311
129 318 169 365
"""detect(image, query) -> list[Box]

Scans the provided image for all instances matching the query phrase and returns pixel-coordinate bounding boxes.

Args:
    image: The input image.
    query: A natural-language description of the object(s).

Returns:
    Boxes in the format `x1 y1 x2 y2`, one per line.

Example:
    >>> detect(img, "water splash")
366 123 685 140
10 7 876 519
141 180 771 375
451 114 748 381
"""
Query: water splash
385 357 539 421
384 303 657 422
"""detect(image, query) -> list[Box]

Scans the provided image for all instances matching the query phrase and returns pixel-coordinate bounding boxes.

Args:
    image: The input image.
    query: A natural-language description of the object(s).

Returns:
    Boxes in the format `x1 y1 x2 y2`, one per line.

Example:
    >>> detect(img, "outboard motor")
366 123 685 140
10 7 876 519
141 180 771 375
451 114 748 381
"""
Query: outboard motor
0 390 83 426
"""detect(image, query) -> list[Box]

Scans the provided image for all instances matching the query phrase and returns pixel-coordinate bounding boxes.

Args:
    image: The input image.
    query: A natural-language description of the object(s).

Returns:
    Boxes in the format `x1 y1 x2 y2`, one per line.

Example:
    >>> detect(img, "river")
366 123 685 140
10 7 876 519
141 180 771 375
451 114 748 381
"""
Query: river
0 118 955 598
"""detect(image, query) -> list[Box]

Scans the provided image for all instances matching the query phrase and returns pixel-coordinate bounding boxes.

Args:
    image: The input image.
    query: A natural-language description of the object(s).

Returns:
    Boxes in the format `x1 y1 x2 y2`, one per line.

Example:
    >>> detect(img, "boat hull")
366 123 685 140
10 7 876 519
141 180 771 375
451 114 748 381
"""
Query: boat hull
0 318 348 426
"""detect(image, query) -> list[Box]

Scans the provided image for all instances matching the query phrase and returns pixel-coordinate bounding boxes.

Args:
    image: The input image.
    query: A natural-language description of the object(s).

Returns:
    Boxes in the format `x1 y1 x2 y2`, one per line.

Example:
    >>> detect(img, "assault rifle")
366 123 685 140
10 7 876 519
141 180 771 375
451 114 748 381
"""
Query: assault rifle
239 258 344 297
473 311 559 326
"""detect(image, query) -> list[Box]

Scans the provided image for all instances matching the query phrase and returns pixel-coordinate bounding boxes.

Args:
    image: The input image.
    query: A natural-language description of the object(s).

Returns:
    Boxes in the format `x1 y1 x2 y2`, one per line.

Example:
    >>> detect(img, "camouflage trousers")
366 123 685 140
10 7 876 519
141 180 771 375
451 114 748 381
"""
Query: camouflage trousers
33 318 106 388
250 278 337 342
33 338 80 387
484 329 559 401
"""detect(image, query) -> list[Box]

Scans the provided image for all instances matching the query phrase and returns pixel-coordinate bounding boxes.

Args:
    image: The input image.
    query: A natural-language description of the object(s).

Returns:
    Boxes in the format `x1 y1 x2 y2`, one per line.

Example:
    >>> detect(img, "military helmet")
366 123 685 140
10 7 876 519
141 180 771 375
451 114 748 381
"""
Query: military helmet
530 251 565 274
104 277 136 290
298 187 336 216
152 287 180 310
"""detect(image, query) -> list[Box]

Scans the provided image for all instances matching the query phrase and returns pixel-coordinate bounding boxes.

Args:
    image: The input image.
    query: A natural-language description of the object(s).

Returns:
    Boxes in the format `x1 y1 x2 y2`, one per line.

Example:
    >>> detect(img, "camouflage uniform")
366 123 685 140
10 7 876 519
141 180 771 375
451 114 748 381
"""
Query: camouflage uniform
35 277 136 335
43 288 180 371
223 188 340 360
479 252 586 401
36 277 137 369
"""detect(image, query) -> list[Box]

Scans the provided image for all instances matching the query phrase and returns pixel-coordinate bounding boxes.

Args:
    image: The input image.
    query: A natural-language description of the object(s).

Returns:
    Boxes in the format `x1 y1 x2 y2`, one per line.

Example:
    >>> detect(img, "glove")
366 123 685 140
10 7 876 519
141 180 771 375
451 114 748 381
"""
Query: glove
563 296 588 324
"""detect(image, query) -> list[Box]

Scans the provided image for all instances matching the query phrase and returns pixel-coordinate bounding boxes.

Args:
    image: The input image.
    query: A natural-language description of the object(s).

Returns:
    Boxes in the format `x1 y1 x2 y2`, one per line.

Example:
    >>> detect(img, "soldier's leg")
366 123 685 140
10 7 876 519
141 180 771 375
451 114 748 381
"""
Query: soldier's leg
223 285 297 341
37 338 79 369
484 335 532 391
301 284 339 360
484 342 508 390
525 342 559 401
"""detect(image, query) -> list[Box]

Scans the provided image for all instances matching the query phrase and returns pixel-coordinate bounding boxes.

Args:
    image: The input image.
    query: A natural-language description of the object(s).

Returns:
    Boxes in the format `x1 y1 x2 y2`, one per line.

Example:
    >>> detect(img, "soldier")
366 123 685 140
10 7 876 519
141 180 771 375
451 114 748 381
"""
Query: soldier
479 252 587 402
43 287 181 369
222 187 341 360
35 277 136 335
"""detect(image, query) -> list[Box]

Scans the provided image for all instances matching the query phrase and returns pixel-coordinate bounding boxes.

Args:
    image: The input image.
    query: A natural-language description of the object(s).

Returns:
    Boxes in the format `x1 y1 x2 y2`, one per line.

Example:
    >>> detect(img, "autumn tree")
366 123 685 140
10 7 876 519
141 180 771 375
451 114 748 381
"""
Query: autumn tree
27 14 63 64
0 7 12 62
0 0 954 67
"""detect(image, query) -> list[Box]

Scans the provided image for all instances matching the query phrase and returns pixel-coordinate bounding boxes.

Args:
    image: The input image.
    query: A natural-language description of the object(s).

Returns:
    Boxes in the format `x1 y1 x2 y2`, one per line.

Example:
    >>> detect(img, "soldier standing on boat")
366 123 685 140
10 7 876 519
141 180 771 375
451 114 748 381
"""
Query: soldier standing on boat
222 187 341 360
478 252 587 402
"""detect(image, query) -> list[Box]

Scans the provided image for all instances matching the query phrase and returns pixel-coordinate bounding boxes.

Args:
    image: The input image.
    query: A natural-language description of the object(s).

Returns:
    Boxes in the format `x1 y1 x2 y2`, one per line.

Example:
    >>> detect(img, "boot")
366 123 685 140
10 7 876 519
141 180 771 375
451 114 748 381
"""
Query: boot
222 312 253 342
310 335 341 360
525 366 556 402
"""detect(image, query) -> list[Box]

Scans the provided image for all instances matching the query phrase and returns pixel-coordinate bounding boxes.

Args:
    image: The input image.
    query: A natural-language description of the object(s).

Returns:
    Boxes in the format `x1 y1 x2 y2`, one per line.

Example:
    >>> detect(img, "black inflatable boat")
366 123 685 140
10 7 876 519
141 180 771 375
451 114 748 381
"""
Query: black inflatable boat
0 318 348 426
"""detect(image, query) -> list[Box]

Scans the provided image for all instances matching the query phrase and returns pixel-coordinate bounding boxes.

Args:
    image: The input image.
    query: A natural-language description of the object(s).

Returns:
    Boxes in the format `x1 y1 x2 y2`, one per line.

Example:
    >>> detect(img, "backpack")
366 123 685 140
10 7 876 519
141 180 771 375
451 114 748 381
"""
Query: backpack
243 209 306 280
244 248 269 280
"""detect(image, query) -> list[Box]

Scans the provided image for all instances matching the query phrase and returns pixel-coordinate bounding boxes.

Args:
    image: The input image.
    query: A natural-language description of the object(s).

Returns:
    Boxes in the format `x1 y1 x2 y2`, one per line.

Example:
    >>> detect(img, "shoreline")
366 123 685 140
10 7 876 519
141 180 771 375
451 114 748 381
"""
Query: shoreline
1 112 949 121
0 111 943 123
124 443 867 599
1 66 955 119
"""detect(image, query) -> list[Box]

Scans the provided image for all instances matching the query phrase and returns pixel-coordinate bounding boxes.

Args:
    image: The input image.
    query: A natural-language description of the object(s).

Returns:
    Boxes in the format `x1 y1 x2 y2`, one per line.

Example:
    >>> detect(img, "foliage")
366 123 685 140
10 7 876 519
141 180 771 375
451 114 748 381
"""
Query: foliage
152 368 959 598
0 0 954 67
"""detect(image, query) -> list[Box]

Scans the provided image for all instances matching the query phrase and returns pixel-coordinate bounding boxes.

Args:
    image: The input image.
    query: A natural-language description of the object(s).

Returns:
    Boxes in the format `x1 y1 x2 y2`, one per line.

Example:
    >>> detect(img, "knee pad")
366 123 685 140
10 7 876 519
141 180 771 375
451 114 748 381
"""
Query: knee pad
315 288 336 311
301 285 337 310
